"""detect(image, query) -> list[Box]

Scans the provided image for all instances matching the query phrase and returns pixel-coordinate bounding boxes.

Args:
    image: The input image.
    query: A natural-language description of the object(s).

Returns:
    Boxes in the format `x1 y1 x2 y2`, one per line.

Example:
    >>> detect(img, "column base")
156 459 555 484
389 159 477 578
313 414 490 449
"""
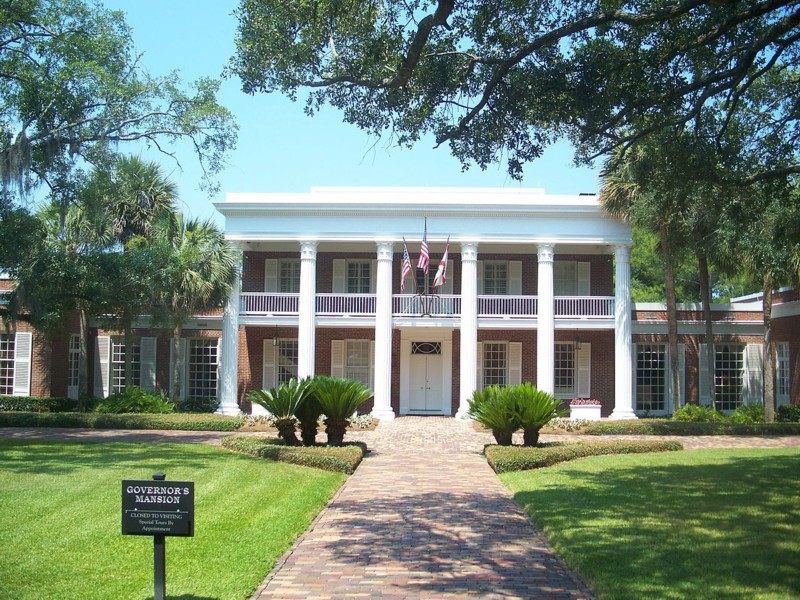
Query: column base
608 408 638 420
215 404 242 417
455 406 472 420
371 407 396 421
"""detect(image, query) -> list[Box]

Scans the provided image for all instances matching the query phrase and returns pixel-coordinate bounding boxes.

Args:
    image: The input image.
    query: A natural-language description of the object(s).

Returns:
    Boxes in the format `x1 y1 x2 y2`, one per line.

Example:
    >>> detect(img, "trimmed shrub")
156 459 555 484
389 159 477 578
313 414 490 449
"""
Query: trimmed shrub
0 395 76 413
583 419 800 436
94 388 174 414
485 440 684 473
672 404 726 422
176 396 219 413
777 404 800 423
729 404 765 424
0 411 245 431
221 436 365 473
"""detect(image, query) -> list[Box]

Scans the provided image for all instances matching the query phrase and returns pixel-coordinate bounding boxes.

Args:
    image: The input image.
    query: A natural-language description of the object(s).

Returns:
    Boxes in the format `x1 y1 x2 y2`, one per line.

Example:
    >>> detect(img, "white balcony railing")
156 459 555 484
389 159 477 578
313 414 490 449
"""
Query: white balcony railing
239 293 615 320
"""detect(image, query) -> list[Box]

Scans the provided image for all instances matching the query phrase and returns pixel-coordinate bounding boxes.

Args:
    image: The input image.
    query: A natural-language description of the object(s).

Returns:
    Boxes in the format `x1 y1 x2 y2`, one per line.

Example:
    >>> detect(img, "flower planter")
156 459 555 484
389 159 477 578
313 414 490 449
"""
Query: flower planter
570 404 602 421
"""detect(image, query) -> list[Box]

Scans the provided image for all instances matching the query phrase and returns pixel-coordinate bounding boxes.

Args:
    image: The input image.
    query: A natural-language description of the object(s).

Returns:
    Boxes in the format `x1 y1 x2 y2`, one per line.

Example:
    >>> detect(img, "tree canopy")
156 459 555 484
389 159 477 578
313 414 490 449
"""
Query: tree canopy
231 0 800 182
1 0 237 199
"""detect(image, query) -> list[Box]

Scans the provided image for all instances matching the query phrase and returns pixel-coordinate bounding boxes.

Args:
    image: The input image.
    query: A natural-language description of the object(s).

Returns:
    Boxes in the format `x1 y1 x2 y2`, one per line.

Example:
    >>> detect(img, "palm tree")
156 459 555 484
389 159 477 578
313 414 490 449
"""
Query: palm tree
150 214 238 403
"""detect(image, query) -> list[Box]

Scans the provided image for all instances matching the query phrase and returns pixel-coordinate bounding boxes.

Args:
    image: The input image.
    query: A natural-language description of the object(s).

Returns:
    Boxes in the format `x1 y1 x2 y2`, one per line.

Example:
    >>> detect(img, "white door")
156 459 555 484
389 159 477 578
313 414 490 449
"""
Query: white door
408 342 444 413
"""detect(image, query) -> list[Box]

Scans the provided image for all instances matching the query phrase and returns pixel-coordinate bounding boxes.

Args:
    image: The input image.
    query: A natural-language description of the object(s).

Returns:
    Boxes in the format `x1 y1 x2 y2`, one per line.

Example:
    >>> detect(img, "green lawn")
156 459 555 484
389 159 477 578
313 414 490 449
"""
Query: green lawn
0 439 345 600
502 448 800 600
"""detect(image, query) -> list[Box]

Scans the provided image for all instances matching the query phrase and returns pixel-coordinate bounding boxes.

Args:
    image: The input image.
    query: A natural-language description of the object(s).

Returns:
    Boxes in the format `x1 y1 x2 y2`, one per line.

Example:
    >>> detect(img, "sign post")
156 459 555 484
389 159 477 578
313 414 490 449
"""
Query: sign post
122 473 194 600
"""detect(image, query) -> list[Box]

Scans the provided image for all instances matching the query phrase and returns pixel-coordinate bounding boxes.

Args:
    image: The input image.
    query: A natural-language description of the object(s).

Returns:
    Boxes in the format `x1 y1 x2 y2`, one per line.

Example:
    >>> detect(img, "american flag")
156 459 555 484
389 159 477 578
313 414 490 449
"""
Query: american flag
400 240 413 292
417 219 429 273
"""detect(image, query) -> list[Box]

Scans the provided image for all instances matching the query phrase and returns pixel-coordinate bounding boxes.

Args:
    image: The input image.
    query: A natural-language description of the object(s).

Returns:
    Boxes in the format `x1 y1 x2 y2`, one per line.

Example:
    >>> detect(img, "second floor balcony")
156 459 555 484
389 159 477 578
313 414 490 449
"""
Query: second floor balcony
239 292 615 320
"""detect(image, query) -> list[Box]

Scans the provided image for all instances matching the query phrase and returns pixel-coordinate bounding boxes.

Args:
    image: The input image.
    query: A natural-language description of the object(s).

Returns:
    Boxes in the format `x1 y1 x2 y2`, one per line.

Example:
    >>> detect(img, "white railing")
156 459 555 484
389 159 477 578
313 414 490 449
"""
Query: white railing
478 295 537 318
317 293 376 315
239 292 615 319
393 294 460 316
555 296 615 318
240 292 299 315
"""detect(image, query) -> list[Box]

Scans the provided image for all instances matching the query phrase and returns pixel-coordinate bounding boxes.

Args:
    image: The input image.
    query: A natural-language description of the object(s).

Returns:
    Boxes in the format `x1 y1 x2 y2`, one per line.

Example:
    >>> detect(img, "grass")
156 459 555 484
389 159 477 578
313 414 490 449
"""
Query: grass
501 448 800 600
0 439 346 600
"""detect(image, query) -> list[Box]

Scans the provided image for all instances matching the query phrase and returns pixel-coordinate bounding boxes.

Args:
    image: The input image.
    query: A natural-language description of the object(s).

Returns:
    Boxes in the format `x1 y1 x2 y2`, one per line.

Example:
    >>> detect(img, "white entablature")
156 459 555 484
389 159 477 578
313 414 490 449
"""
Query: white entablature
214 187 631 249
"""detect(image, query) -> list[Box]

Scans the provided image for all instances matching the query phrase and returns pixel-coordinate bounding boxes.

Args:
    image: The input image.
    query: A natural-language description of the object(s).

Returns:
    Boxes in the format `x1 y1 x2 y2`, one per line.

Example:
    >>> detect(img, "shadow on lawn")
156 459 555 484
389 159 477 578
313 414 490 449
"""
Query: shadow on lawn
0 439 230 475
510 452 800 599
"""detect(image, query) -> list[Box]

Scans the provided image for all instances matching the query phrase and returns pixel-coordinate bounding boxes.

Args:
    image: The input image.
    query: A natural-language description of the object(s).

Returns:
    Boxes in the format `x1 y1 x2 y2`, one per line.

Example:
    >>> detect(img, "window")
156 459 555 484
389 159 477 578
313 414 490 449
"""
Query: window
347 261 371 293
554 261 590 296
0 334 13 395
111 337 141 393
636 344 667 412
187 339 218 399
483 342 508 387
716 344 745 411
483 262 508 295
554 343 576 396
777 342 790 403
279 260 300 293
68 335 80 390
345 340 372 388
277 340 298 385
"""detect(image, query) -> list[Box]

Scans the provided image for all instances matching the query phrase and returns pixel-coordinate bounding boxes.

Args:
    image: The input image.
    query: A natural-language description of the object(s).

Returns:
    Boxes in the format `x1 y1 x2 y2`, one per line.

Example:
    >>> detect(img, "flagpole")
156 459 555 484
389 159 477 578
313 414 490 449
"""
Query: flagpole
402 236 418 291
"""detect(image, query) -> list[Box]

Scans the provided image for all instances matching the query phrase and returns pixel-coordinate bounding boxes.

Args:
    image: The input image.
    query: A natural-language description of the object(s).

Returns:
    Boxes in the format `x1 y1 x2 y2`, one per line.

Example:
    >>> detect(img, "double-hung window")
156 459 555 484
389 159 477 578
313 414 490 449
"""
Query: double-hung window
111 337 141 394
187 339 219 399
0 334 14 395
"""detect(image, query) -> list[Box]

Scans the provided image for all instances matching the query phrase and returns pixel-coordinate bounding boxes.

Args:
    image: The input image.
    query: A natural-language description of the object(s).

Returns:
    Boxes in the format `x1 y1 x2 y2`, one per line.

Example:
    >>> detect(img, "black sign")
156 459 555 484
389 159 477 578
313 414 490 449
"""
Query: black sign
122 480 194 537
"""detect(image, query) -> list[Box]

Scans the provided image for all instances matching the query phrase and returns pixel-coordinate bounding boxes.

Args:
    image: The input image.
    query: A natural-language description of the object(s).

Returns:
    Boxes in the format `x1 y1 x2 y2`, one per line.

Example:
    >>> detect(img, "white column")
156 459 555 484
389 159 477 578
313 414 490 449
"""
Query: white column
372 242 396 420
537 244 555 394
457 242 479 419
217 256 241 415
610 245 637 419
297 241 317 378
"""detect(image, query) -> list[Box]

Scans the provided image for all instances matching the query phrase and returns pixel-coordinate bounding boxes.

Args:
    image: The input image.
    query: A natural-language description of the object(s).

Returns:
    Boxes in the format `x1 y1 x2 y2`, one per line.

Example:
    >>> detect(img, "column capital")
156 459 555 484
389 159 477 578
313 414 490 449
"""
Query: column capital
537 244 554 262
300 240 318 259
376 241 394 261
460 242 479 262
614 244 631 262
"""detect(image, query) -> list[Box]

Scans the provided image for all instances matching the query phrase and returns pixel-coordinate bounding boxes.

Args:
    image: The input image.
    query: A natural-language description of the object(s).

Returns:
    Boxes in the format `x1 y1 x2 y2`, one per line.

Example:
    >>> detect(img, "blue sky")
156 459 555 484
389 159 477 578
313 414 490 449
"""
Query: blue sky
103 1 600 224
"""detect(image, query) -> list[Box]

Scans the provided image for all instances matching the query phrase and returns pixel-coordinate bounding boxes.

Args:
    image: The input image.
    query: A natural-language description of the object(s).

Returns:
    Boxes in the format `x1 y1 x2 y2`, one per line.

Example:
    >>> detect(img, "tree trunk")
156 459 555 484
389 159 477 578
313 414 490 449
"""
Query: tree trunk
763 277 775 423
298 418 319 446
326 418 348 447
77 306 89 411
697 251 716 410
492 429 513 446
171 324 182 403
275 418 301 446
522 428 540 447
661 224 681 411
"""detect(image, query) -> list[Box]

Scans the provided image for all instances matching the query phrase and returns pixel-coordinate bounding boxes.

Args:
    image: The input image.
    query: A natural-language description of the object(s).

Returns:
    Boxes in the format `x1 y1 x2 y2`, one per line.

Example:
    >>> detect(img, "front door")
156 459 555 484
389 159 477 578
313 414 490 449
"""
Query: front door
408 342 444 413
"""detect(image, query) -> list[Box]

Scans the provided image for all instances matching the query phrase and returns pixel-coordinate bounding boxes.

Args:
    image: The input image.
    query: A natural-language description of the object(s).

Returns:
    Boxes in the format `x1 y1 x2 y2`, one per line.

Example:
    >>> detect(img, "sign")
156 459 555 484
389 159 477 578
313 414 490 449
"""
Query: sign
122 479 194 537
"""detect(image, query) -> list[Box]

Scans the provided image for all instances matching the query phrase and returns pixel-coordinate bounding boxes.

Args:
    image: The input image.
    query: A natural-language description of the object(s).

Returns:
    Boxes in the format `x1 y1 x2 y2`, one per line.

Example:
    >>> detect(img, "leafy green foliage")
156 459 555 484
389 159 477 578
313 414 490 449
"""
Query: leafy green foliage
729 404 766 424
486 440 683 474
0 411 246 430
467 385 517 446
176 396 220 414
294 391 323 446
672 404 726 422
222 436 365 473
312 376 372 446
583 419 800 436
0 395 76 413
777 405 800 423
248 378 313 446
510 383 567 445
94 387 174 414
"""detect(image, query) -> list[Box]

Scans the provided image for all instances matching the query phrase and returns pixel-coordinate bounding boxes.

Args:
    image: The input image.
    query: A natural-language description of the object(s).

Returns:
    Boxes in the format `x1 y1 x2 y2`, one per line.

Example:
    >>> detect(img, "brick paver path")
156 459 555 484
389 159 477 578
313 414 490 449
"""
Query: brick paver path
251 417 594 600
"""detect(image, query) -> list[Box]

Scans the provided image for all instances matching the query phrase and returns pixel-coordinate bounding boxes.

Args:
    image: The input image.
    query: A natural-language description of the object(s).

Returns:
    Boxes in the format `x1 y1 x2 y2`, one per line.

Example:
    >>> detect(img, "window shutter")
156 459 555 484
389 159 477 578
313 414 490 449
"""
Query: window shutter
577 342 591 397
508 342 522 386
632 343 638 410
12 331 32 397
678 344 686 408
477 261 484 295
215 337 222 402
699 343 710 405
333 259 346 292
744 343 763 405
264 259 278 292
331 340 345 378
94 336 111 398
67 334 79 400
140 337 157 392
370 260 377 294
508 261 522 295
476 342 484 390
577 262 591 296
369 340 375 391
262 339 276 389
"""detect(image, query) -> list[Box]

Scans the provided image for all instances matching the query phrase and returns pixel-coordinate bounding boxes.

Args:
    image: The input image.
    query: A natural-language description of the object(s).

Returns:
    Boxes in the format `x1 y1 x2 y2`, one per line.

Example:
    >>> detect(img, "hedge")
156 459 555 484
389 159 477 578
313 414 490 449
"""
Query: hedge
0 411 246 431
485 440 684 474
221 436 365 474
0 396 77 413
582 420 800 436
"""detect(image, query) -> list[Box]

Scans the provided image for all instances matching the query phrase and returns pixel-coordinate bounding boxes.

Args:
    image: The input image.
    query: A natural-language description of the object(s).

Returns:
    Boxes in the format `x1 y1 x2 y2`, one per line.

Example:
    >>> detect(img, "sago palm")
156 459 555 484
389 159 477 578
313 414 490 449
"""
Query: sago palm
312 376 372 446
247 378 313 446
510 383 566 446
467 385 518 446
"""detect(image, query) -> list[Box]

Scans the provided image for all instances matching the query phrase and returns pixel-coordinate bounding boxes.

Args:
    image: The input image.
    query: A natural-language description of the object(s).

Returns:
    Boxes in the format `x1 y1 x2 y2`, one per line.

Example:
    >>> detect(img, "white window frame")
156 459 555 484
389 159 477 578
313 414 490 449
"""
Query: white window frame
777 342 790 406
278 259 301 293
186 338 219 400
111 337 142 394
0 333 14 395
554 261 591 296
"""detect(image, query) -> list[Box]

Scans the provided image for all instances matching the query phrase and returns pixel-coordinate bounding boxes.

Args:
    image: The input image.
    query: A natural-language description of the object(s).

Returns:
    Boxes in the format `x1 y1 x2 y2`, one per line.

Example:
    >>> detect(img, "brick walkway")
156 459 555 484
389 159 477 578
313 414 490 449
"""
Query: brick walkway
251 417 594 600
